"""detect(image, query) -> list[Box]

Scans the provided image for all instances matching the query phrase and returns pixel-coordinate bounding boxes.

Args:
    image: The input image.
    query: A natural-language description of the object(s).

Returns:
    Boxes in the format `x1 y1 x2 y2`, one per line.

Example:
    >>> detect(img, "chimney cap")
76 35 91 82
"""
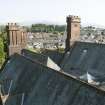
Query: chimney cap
67 15 80 19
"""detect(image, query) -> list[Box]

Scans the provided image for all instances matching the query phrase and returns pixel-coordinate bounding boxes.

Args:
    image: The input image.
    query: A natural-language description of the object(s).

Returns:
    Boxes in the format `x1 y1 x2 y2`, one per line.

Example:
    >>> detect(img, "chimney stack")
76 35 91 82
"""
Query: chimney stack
65 15 81 52
6 23 27 57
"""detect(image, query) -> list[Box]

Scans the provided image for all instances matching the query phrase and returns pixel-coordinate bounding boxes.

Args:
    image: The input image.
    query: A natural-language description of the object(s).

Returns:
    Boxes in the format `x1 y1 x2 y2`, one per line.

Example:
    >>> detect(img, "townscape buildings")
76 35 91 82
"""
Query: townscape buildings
27 20 105 50
80 27 105 43
27 32 66 49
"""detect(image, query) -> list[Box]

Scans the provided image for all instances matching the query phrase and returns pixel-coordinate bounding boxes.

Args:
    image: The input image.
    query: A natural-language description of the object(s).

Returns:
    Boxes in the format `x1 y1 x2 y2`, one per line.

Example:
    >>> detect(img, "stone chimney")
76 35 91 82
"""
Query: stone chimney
6 23 27 57
65 15 81 52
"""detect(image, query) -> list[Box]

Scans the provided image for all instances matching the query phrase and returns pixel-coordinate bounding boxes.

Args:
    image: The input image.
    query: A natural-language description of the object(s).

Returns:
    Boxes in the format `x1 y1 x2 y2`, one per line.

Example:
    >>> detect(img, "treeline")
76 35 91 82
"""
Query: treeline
29 24 66 34
0 26 7 68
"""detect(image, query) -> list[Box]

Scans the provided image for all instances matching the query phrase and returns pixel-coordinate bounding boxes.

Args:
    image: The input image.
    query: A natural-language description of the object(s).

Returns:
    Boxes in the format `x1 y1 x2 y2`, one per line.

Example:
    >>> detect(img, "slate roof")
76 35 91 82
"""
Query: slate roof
42 50 64 65
1 54 105 105
21 49 48 65
21 49 61 71
22 49 64 66
59 41 105 88
5 93 23 105
60 42 105 77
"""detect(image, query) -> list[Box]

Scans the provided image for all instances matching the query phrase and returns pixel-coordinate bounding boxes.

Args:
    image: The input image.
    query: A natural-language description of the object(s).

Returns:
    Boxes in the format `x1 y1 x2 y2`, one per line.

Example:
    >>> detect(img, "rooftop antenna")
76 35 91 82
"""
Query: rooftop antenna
21 93 25 105
7 80 13 95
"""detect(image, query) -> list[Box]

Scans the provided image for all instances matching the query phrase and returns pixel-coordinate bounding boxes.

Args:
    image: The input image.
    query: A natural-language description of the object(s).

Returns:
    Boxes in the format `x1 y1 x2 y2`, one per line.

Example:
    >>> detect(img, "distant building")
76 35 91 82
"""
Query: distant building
27 32 65 49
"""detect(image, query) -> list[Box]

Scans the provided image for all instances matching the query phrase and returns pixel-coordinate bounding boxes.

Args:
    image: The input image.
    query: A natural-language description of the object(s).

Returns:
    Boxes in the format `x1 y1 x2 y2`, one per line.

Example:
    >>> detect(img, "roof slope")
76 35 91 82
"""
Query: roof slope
22 49 64 65
60 42 105 78
21 49 61 71
21 49 48 65
0 54 105 105
42 50 64 65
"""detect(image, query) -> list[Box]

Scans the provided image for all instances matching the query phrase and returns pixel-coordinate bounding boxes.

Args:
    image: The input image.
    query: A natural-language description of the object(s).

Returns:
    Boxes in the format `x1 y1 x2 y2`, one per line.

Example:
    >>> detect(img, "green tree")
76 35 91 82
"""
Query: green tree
0 37 5 67
0 30 7 68
30 24 66 33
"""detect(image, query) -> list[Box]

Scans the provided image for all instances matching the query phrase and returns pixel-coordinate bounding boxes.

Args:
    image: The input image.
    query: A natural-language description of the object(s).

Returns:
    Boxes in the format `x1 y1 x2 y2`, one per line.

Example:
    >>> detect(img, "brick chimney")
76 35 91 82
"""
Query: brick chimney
6 23 27 57
65 15 81 52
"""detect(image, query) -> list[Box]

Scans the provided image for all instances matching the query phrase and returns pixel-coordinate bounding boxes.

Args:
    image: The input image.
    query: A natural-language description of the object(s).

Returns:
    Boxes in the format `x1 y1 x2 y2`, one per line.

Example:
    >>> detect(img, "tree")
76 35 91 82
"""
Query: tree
0 37 5 67
0 31 7 68
1 32 8 53
30 24 66 33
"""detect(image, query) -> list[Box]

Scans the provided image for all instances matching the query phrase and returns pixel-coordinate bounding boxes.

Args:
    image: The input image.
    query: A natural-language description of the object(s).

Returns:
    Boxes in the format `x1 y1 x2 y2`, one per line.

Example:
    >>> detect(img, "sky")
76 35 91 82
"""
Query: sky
0 0 105 26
